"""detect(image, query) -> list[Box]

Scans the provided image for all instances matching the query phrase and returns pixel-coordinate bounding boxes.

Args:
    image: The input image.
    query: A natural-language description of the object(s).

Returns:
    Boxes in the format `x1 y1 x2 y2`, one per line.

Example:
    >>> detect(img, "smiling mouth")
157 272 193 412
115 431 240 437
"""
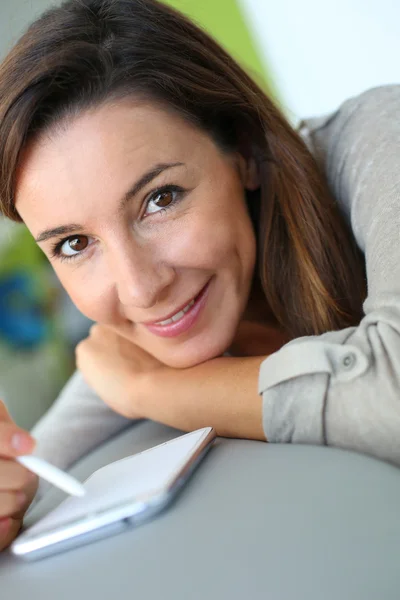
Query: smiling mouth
141 280 211 338
143 282 208 327
154 296 197 326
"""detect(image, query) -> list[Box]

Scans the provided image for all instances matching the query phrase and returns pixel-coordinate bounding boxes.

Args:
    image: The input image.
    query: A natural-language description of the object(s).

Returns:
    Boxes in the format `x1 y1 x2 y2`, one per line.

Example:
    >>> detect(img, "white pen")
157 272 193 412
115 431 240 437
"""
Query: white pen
16 455 86 497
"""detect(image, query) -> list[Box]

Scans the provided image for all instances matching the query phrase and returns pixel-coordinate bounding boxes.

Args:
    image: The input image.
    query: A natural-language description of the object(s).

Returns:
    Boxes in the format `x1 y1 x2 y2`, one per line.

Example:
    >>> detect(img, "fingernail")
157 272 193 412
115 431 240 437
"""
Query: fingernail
11 433 34 453
16 492 26 508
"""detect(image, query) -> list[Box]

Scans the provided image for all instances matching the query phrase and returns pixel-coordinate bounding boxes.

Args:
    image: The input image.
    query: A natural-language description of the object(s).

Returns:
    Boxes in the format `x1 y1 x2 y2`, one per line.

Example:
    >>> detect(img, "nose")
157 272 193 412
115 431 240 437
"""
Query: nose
110 240 175 309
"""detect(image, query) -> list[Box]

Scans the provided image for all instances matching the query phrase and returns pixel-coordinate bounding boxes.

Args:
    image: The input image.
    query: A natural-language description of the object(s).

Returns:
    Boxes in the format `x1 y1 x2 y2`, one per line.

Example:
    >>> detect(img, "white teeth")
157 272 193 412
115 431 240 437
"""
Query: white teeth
171 310 185 322
156 298 196 326
184 299 195 311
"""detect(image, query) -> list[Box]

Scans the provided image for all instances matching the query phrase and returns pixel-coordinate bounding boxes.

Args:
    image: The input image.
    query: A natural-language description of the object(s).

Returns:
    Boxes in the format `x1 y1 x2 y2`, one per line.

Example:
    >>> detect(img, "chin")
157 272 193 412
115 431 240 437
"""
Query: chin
160 352 218 370
157 333 233 369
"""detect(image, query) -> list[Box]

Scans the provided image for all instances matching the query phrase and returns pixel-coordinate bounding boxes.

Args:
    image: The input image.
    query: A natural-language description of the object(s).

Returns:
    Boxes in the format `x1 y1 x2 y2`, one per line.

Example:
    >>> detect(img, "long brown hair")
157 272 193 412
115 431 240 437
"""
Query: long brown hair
0 0 366 338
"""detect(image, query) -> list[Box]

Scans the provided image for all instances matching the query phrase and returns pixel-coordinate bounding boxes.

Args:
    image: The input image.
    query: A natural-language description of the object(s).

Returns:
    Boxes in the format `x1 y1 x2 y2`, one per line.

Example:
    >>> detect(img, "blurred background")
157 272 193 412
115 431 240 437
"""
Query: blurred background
0 0 398 429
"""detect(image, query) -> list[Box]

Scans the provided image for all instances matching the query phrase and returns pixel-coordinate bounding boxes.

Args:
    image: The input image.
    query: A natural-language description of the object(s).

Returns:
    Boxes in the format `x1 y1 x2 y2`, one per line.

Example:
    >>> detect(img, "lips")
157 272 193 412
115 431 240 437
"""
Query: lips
142 282 208 326
154 296 196 326
142 280 211 338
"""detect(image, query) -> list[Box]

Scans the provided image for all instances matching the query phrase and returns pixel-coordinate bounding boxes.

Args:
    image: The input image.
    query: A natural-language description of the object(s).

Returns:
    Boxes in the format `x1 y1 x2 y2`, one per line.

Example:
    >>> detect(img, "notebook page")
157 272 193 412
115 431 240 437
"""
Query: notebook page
25 428 212 537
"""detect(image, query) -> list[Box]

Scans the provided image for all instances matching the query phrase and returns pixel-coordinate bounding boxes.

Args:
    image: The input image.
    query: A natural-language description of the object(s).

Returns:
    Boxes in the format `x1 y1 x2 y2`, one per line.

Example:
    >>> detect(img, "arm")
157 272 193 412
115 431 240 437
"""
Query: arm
258 85 400 464
73 320 288 442
143 355 266 440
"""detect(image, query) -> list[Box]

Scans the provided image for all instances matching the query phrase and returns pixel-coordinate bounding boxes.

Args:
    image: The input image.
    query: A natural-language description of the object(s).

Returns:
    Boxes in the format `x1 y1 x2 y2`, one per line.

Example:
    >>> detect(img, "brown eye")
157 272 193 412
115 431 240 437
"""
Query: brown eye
145 186 183 216
61 235 89 257
155 190 174 208
69 236 88 251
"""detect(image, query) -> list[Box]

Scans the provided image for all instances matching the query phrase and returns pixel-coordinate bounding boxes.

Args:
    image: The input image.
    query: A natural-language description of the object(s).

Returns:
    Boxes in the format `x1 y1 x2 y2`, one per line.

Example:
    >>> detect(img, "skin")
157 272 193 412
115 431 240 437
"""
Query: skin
15 99 262 368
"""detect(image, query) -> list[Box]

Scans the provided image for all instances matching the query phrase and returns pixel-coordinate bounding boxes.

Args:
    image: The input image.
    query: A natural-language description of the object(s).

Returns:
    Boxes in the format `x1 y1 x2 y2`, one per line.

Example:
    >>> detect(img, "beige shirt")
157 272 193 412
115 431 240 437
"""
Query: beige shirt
31 85 400 498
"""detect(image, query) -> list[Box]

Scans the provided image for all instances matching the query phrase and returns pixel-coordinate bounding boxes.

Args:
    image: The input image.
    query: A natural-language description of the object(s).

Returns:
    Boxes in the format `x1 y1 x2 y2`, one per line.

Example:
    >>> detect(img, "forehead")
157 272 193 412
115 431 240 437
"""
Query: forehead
20 99 208 174
15 99 216 212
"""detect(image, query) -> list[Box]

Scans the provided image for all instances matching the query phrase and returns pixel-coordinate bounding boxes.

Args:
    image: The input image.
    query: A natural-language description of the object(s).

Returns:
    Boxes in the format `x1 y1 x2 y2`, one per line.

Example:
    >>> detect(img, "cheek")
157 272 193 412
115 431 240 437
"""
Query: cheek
179 204 255 268
161 198 256 271
54 266 117 325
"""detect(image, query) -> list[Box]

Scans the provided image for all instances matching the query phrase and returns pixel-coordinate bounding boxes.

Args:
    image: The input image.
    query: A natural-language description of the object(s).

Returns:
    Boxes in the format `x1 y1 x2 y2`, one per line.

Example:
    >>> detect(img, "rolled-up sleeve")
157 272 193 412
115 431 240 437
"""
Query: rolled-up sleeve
31 370 133 500
259 85 400 465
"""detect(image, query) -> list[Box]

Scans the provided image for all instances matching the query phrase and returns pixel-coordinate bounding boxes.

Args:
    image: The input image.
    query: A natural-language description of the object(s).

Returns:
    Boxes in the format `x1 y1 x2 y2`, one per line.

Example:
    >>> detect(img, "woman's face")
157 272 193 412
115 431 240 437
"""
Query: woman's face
15 100 260 368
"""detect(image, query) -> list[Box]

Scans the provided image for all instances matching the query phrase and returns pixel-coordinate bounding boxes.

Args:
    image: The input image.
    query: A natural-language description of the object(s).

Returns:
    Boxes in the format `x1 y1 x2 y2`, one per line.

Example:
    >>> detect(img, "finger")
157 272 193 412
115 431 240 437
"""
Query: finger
14 475 39 518
0 422 36 457
0 517 22 551
0 491 26 518
5 474 38 521
0 458 35 491
0 401 13 423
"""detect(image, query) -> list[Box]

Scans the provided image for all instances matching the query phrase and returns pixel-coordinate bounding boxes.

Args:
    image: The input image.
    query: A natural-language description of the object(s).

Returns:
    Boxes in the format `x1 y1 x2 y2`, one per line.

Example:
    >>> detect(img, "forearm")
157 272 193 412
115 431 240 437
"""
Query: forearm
142 355 267 440
31 371 132 486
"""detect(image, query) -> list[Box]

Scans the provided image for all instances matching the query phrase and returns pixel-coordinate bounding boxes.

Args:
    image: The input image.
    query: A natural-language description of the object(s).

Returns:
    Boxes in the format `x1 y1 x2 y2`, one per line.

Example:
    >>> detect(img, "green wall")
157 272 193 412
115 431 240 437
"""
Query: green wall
163 0 274 94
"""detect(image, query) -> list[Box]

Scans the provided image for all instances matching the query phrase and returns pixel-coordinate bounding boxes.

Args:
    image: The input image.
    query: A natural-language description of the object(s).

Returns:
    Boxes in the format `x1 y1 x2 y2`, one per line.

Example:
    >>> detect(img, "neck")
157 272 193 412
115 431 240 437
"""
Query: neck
228 276 292 357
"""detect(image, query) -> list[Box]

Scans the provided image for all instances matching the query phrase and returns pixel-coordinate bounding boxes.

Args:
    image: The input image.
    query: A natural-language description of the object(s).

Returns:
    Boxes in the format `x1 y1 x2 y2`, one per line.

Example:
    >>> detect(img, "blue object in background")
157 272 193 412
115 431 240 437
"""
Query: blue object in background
0 271 49 349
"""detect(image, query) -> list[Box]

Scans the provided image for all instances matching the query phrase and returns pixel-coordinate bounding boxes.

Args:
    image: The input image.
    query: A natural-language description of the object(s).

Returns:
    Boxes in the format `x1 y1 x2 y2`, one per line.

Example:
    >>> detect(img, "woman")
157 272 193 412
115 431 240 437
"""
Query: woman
0 0 399 549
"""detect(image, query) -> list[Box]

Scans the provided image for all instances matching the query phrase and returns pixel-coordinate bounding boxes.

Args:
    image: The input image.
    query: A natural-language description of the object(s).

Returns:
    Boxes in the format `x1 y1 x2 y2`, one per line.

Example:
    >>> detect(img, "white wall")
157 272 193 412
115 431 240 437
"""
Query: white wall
240 0 400 123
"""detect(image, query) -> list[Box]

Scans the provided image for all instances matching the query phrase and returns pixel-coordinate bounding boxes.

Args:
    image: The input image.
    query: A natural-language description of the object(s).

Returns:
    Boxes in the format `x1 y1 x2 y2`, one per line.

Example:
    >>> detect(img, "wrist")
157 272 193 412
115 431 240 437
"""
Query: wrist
143 355 266 440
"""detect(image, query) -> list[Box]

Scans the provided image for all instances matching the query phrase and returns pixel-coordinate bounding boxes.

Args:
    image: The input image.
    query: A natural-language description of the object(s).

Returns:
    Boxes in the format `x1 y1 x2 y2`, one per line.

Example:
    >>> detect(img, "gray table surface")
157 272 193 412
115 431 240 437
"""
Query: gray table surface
1 419 400 600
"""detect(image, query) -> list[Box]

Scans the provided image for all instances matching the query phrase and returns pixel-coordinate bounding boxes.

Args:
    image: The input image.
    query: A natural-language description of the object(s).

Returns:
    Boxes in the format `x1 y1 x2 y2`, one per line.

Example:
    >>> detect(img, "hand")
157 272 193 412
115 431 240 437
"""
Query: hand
76 324 166 419
0 400 38 551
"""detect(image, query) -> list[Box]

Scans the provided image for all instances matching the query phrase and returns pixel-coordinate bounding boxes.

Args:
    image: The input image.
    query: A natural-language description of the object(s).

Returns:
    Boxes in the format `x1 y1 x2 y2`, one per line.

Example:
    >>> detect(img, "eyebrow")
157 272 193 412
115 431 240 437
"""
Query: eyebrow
34 161 185 243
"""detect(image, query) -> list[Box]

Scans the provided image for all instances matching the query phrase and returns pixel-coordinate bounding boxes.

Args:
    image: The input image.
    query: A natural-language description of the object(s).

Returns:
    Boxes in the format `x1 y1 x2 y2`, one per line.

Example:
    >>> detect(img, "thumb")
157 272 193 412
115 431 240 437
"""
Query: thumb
0 518 22 551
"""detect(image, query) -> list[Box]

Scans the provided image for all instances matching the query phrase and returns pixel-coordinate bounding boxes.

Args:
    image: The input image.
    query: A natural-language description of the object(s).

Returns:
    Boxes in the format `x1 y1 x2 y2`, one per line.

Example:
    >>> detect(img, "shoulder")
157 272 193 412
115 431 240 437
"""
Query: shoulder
298 84 400 145
296 85 400 234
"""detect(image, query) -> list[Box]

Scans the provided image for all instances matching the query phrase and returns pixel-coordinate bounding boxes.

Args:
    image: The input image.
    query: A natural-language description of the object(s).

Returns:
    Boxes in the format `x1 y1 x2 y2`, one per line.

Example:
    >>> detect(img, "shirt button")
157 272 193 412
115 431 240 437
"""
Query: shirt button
342 353 356 369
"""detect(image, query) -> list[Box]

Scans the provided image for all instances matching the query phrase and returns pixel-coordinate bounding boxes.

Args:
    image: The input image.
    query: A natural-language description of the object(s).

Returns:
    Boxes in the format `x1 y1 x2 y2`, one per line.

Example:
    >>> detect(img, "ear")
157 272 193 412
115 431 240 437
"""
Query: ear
236 153 261 191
